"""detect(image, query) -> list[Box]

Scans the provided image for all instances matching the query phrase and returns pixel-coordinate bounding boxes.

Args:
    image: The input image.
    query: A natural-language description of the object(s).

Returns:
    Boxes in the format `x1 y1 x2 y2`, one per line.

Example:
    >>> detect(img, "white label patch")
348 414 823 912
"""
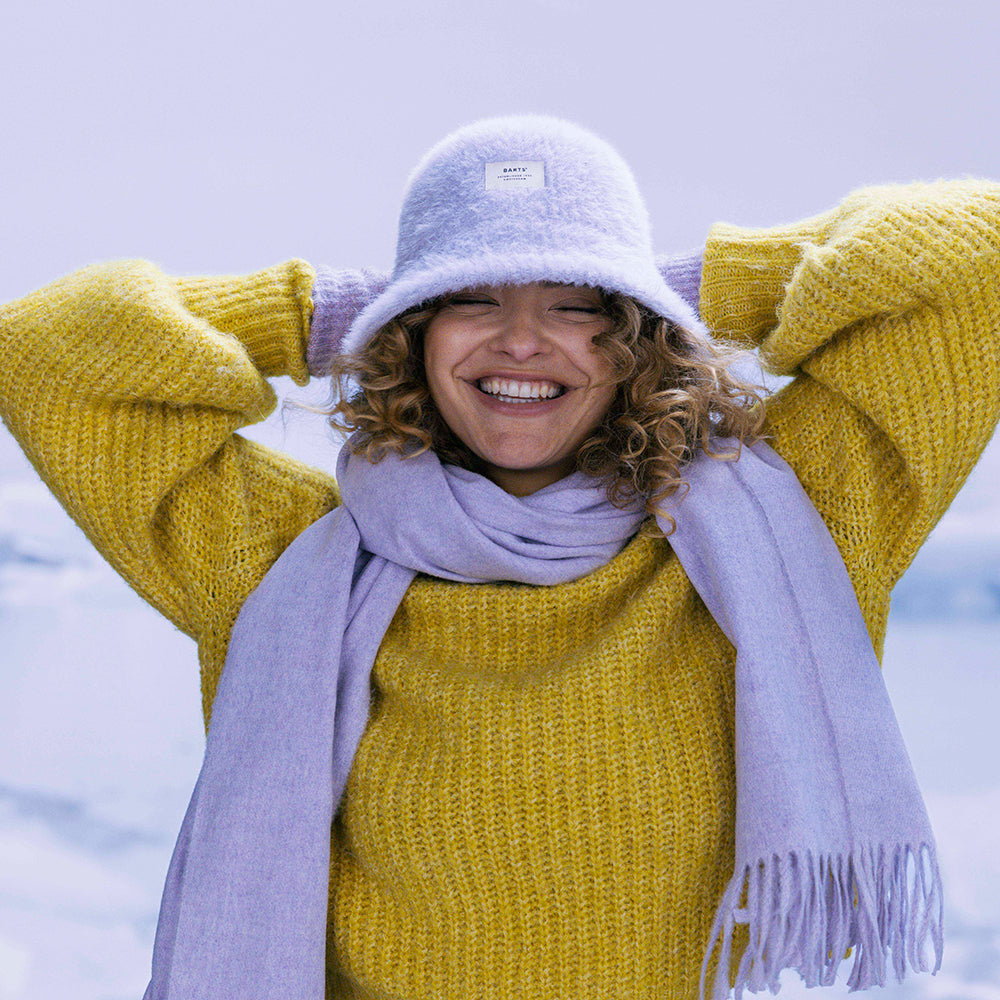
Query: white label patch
485 160 546 191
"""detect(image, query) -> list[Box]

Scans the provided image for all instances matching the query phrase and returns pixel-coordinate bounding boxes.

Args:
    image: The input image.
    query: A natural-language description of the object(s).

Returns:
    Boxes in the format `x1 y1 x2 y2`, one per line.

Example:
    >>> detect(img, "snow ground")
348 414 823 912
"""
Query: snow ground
1 395 998 999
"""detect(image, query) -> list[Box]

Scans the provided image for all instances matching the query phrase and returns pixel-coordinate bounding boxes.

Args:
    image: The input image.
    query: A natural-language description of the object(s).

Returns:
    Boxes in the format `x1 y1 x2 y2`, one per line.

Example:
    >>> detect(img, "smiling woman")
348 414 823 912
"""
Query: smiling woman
2 115 999 1000
332 280 763 513
423 283 618 495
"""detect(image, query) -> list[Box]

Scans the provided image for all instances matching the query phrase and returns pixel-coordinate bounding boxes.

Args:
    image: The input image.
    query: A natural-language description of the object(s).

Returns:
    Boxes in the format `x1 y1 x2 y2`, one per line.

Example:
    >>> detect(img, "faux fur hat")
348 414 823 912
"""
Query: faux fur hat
340 115 707 355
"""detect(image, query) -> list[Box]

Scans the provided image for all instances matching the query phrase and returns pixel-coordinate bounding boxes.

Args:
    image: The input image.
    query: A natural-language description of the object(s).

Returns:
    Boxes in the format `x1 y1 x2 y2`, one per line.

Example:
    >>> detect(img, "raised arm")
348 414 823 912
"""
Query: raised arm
700 180 1000 647
0 260 339 712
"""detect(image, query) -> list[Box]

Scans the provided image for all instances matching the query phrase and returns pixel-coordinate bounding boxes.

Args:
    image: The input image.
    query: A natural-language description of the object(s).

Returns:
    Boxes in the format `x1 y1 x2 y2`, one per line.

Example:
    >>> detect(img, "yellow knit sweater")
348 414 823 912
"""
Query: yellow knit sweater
2 182 999 999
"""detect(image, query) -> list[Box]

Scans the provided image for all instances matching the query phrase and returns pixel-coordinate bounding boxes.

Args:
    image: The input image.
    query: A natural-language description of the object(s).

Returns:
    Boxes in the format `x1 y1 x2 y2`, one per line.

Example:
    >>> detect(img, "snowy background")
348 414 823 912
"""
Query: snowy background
2 0 999 997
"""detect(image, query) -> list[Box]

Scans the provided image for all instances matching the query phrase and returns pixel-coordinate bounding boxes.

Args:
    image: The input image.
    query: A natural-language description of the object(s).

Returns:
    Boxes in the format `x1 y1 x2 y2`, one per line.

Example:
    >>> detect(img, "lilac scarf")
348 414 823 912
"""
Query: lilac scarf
144 438 942 1000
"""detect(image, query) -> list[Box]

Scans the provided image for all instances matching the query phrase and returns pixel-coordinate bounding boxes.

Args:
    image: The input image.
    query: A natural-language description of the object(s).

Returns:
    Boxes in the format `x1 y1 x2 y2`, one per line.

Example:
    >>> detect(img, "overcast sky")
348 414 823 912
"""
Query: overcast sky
4 0 1000 299
2 3 1000 997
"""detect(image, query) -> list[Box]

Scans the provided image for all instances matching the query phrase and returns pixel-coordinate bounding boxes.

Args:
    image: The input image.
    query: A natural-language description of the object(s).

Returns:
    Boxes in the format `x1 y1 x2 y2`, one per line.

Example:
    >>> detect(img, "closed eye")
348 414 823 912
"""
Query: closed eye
451 297 494 304
444 295 498 309
553 305 608 321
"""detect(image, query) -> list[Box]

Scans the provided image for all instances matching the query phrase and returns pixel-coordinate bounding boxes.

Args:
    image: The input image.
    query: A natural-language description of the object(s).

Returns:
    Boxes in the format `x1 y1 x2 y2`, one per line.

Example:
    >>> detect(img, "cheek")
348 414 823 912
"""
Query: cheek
583 346 618 405
421 327 472 433
421 328 452 403
422 347 445 402
587 384 618 432
580 347 619 430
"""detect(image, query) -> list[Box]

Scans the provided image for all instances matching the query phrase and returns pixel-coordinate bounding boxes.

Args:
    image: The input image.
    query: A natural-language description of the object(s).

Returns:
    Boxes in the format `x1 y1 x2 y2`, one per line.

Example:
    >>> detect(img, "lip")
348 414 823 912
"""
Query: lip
471 371 571 386
463 377 572 416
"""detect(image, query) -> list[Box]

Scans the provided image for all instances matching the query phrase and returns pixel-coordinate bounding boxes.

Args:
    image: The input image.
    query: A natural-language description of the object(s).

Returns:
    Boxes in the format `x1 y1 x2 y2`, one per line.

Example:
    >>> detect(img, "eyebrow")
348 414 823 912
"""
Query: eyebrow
461 281 600 294
538 281 595 290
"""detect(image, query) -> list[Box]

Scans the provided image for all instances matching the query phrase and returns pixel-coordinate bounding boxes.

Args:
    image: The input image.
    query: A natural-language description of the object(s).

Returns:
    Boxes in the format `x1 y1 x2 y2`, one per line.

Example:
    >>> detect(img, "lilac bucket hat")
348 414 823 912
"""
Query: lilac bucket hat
339 115 707 356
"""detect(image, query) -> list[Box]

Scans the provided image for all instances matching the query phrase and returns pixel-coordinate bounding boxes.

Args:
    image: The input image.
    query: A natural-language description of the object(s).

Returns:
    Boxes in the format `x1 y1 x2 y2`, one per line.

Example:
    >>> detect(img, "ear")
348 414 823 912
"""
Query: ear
307 266 391 375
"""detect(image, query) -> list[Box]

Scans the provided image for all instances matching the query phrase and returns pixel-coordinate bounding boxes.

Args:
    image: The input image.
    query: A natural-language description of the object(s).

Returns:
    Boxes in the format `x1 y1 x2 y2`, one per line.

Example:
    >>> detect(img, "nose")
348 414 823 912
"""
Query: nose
489 308 552 362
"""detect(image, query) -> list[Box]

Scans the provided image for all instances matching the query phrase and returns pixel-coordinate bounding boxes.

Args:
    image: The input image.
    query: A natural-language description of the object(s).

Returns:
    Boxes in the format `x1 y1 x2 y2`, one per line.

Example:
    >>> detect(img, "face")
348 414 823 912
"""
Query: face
422 282 617 496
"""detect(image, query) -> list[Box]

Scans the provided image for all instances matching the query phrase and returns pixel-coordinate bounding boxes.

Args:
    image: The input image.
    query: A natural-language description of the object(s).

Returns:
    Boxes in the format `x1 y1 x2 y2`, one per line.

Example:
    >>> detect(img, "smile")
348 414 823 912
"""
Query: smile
475 377 567 403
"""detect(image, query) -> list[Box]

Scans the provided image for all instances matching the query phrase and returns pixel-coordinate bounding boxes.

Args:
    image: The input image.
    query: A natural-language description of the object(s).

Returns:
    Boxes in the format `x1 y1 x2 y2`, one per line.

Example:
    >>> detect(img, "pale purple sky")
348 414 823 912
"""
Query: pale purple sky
2 5 1000 997
4 0 1000 299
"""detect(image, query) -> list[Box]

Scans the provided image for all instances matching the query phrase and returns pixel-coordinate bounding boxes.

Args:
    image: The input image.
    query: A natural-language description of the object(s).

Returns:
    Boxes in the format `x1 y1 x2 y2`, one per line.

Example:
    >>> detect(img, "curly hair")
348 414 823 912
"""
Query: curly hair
328 290 766 536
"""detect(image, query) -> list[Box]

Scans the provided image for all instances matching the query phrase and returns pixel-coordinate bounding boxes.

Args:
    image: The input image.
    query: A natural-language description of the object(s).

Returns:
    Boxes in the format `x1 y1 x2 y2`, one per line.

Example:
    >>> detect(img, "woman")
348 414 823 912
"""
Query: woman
2 115 998 1000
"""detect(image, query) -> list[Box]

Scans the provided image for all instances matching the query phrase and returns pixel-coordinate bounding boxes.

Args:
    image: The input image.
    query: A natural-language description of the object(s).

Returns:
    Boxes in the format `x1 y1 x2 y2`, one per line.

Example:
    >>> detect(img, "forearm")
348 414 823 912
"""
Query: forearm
711 180 1000 632
700 180 1000 369
175 260 315 383
0 258 332 638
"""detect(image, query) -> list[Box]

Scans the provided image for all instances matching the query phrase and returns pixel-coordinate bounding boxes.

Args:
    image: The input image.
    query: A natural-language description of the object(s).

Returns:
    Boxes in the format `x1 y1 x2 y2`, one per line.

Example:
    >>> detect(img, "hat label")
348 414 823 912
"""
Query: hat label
484 160 545 191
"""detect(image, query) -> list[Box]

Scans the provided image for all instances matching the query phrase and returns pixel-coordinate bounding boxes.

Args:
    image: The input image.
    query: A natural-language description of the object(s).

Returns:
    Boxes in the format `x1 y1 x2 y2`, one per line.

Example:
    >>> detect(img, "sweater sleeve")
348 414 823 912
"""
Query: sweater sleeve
700 180 1000 649
0 259 339 674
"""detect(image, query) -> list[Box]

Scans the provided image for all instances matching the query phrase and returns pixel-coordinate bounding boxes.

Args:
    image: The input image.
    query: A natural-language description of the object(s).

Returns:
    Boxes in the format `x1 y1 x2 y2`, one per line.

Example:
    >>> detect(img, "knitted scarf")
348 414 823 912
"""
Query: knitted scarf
144 439 942 1000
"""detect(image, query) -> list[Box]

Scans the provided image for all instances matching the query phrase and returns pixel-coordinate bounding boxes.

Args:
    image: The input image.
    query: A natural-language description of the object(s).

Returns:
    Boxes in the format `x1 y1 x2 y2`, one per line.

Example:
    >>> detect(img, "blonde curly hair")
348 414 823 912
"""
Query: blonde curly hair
329 289 766 535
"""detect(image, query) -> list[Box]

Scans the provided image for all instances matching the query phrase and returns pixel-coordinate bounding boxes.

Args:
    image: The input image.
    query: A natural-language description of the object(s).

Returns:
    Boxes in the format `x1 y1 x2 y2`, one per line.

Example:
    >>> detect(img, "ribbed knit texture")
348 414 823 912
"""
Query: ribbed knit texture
308 265 389 374
2 181 999 998
328 543 737 998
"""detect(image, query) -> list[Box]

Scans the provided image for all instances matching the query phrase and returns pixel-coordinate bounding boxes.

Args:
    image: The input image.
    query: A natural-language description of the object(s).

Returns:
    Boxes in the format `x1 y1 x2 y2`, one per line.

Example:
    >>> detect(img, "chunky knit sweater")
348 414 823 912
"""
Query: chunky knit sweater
2 181 999 999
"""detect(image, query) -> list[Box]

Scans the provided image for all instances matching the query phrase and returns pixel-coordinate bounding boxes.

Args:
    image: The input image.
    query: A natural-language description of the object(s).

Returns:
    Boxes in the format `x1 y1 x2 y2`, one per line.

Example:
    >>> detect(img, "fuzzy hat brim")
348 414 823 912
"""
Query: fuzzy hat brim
341 251 707 356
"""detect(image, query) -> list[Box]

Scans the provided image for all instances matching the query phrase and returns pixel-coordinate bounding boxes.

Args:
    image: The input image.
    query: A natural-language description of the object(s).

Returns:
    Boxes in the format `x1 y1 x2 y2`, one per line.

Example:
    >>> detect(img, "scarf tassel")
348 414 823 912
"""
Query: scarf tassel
700 843 944 999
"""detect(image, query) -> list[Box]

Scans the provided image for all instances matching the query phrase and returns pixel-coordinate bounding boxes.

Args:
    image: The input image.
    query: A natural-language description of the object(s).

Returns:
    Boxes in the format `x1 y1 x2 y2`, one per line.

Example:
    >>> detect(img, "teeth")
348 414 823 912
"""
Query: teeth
477 377 563 400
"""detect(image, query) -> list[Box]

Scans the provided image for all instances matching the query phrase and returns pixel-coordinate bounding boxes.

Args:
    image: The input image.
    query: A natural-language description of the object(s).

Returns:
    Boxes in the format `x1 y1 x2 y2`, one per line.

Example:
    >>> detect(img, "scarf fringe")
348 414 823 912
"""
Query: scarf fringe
699 843 944 999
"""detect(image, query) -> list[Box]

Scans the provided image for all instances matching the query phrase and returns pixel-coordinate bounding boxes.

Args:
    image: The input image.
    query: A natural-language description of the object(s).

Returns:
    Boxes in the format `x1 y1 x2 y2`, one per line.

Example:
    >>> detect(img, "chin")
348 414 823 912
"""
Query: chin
482 450 560 472
488 454 574 478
